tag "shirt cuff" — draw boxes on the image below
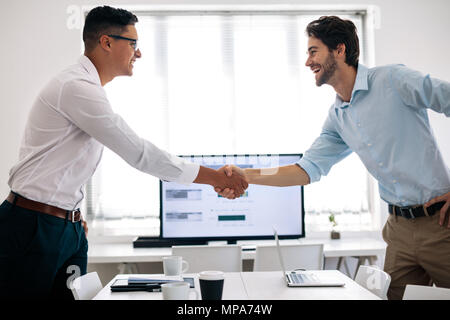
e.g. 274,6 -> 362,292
173,161 -> 200,185
296,158 -> 321,183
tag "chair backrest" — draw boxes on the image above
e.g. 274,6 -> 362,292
171,245 -> 242,273
354,265 -> 391,300
403,284 -> 450,300
70,272 -> 103,300
253,243 -> 324,272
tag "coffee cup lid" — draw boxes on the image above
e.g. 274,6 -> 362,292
198,271 -> 224,280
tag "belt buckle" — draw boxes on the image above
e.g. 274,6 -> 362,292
70,210 -> 80,223
399,206 -> 415,219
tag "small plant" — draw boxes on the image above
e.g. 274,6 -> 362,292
329,213 -> 340,239
328,213 -> 338,228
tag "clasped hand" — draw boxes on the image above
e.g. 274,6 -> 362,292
215,165 -> 247,199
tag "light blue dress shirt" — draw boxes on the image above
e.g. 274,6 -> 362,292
297,64 -> 450,207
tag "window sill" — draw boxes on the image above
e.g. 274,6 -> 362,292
87,227 -> 383,245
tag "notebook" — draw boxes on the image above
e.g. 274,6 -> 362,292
110,277 -> 194,292
274,228 -> 345,287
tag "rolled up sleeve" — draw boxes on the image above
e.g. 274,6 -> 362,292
297,115 -> 352,183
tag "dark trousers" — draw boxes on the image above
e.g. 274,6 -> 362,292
0,200 -> 88,299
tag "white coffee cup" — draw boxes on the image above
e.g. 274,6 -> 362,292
163,256 -> 189,276
161,281 -> 199,300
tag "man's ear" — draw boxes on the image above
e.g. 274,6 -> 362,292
336,43 -> 346,57
99,35 -> 112,51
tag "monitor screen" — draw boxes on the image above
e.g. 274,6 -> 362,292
160,154 -> 305,241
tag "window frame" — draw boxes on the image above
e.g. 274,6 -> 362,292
81,4 -> 381,241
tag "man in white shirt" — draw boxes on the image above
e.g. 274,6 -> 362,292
0,6 -> 247,299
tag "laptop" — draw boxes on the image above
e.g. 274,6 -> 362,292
274,228 -> 345,287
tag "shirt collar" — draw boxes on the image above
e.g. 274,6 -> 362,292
78,55 -> 102,86
334,63 -> 368,108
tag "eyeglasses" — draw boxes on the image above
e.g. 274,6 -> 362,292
107,34 -> 139,51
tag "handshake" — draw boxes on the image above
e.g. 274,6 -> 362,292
212,165 -> 248,200
195,162 -> 307,197
194,162 -> 307,195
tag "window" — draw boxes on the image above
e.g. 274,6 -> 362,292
85,8 -> 376,236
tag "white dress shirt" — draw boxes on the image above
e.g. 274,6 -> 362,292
8,55 -> 200,210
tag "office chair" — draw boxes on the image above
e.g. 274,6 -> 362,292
253,243 -> 324,271
354,265 -> 391,300
403,284 -> 450,300
171,244 -> 242,273
70,271 -> 103,300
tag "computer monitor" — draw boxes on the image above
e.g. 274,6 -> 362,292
160,154 -> 305,242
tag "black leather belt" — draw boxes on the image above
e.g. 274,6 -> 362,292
388,201 -> 445,219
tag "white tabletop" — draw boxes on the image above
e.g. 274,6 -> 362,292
93,270 -> 380,300
88,238 -> 386,263
319,238 -> 387,258
93,272 -> 247,300
88,244 -> 171,263
241,270 -> 380,300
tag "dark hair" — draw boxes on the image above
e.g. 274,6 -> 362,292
83,6 -> 138,52
306,16 -> 359,68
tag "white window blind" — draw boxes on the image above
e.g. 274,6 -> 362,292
86,10 -> 373,236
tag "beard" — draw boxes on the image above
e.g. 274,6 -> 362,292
316,52 -> 337,86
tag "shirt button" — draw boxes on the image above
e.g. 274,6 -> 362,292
392,180 -> 397,183
379,162 -> 383,166
367,143 -> 372,147
357,123 -> 361,127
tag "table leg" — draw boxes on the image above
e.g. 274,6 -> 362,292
118,263 -> 127,274
337,257 -> 343,270
343,258 -> 352,278
118,262 -> 139,274
368,256 -> 377,265
354,257 -> 365,279
337,257 -> 352,278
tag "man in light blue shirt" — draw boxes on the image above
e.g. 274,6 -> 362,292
299,63 -> 450,208
217,16 -> 450,300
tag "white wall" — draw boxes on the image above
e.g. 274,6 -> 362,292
1,0 -> 449,202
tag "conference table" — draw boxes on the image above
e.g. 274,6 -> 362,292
93,270 -> 380,300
